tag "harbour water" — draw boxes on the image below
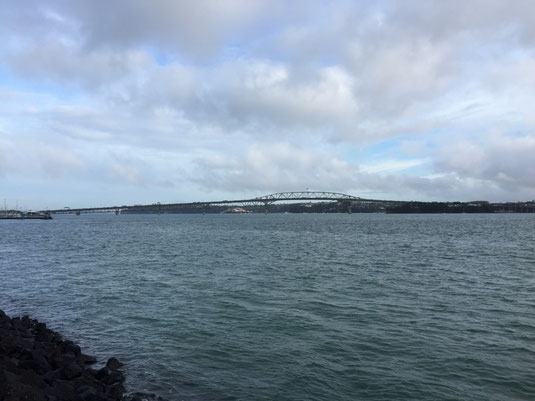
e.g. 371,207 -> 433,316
1,213 -> 534,400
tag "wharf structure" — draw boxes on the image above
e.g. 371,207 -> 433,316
1,210 -> 52,219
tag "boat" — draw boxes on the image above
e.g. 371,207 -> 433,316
20,211 -> 53,220
220,207 -> 251,214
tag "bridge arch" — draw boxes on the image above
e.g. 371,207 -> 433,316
251,191 -> 361,204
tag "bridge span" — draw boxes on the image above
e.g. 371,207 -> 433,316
43,191 -> 401,215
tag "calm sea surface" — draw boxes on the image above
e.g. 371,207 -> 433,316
1,213 -> 534,400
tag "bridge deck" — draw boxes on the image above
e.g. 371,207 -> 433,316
43,191 -> 401,214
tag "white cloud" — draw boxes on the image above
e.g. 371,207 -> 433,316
5,41 -> 150,89
360,159 -> 427,174
38,0 -> 280,58
194,143 -> 356,193
435,133 -> 535,191
213,61 -> 359,133
1,0 -> 535,206
0,139 -> 85,179
191,142 -> 532,202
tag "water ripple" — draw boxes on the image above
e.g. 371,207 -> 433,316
1,213 -> 534,400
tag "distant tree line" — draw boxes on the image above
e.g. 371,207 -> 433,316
385,201 -> 535,213
385,202 -> 495,213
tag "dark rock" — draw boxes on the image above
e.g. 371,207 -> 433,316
20,328 -> 33,338
103,369 -> 125,385
2,382 -> 47,401
11,316 -> 23,330
0,317 -> 10,328
0,309 -> 161,401
95,366 -> 125,385
0,355 -> 18,373
78,353 -> 97,365
19,368 -> 47,389
61,360 -> 84,380
80,367 -> 98,381
43,368 -> 61,384
6,336 -> 32,358
1,370 -> 47,401
31,348 -> 51,373
19,358 -> 38,370
1,369 -> 21,388
21,315 -> 31,328
51,333 -> 63,344
35,330 -> 53,343
106,356 -> 123,369
51,351 -> 77,369
35,322 -> 47,331
31,347 -> 48,362
0,333 -> 18,355
105,382 -> 126,401
63,340 -> 81,356
95,366 -> 110,380
53,380 -> 76,400
76,384 -> 98,401
20,347 -> 35,360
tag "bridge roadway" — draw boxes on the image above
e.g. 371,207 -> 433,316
43,191 -> 401,215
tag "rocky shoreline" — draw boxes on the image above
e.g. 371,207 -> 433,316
0,309 -> 166,401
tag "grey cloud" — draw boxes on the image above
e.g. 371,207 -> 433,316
267,1 -> 535,135
194,143 -> 357,193
191,143 -> 524,201
115,60 -> 360,141
0,0 -> 271,51
2,0 -> 535,203
0,139 -> 85,179
389,0 -> 535,45
5,41 -> 149,89
3,0 -> 534,138
43,0 -> 281,58
434,134 -> 535,192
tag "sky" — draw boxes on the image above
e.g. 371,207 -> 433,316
1,0 -> 534,209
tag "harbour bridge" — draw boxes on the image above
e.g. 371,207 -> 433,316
43,191 -> 401,215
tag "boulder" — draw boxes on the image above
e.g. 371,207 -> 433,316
61,361 -> 84,380
105,382 -> 126,401
76,384 -> 99,401
0,309 -> 169,401
106,356 -> 124,369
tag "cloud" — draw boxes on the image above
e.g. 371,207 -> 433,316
0,139 -> 85,178
1,0 -> 535,207
89,59 -> 361,142
191,139 -> 535,202
194,143 -> 356,193
5,41 -> 150,89
435,133 -> 535,192
210,61 -> 360,134
0,0 -> 281,58
360,159 -> 427,174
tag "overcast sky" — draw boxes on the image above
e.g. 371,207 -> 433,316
1,0 -> 534,209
